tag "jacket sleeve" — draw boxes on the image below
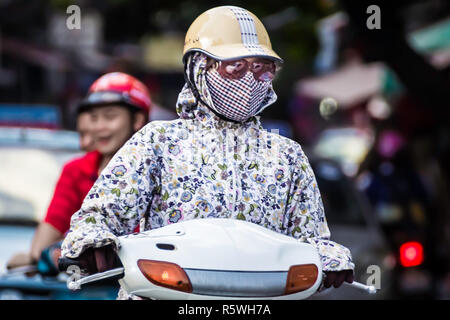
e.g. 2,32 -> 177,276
61,126 -> 158,258
284,145 -> 355,272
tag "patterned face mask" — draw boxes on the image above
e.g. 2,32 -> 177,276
206,68 -> 272,122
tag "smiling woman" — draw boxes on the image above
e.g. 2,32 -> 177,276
90,105 -> 138,170
77,72 -> 152,174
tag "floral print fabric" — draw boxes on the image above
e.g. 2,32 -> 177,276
61,53 -> 354,299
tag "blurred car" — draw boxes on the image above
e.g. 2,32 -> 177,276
0,126 -> 119,299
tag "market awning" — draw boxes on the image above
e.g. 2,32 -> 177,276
296,61 -> 385,108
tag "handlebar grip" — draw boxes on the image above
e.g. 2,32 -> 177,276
58,256 -> 83,272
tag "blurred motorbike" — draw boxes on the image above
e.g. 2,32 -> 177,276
0,241 -> 119,300
59,218 -> 376,299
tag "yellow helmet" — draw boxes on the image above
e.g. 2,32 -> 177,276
183,6 -> 283,63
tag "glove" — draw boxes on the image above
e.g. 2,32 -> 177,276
61,245 -> 119,275
324,270 -> 354,288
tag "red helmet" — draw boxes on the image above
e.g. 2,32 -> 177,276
80,72 -> 152,115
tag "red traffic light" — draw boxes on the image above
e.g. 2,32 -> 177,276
399,241 -> 424,267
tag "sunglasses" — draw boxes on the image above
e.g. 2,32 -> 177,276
208,58 -> 277,82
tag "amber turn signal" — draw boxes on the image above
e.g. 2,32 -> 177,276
285,264 -> 318,294
137,259 -> 192,293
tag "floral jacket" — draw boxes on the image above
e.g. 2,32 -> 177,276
61,55 -> 354,299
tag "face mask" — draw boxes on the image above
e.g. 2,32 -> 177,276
206,68 -> 271,122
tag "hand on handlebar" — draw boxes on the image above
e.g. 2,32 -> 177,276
323,269 -> 354,288
58,245 -> 119,275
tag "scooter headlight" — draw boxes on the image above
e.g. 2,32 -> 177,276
137,259 -> 193,293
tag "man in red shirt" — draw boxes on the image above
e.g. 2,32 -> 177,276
7,72 -> 152,269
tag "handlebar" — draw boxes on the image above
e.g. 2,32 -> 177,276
344,281 -> 377,294
67,267 -> 125,290
58,256 -> 83,272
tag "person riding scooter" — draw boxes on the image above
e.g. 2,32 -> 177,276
6,72 -> 152,272
59,6 -> 354,299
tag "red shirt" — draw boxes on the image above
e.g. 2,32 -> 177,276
44,151 -> 101,234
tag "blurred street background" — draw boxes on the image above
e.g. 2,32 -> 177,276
0,0 -> 449,299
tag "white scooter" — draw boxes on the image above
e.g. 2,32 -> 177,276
61,218 -> 376,299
